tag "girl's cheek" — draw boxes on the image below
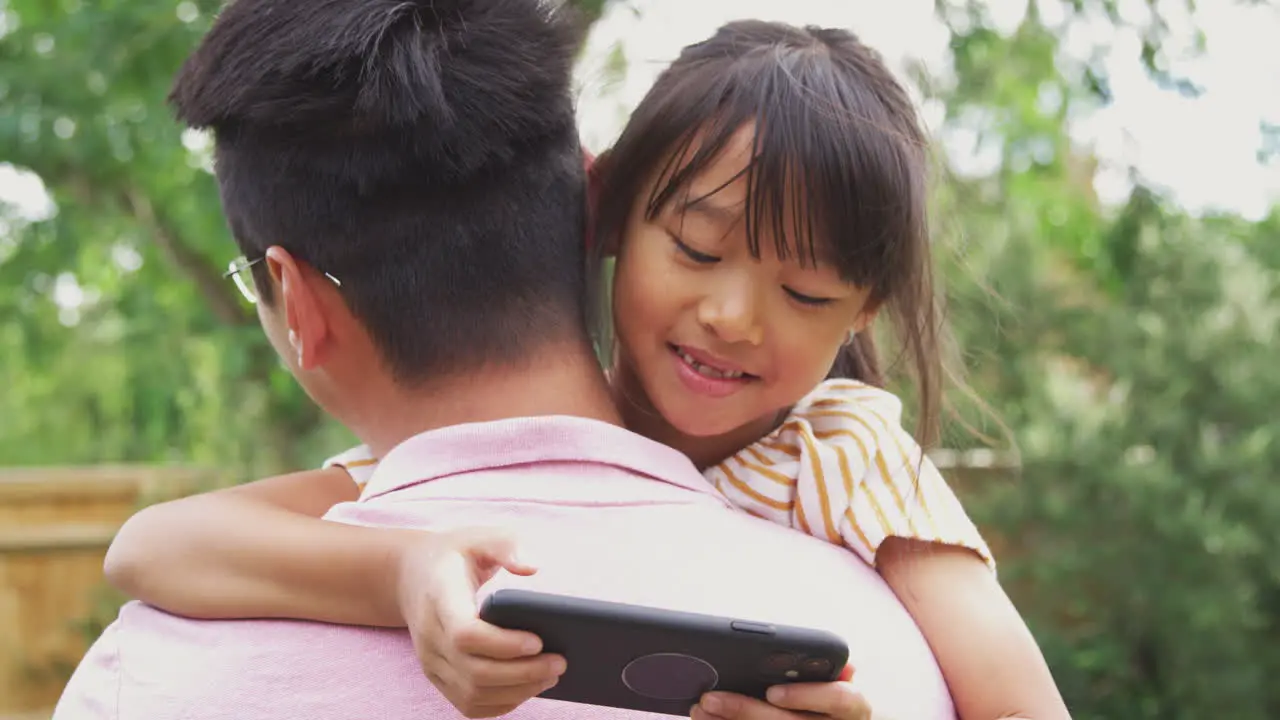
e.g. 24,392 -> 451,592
774,325 -> 839,390
612,269 -> 653,337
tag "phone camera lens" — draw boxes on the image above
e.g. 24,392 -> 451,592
800,658 -> 833,677
759,652 -> 799,676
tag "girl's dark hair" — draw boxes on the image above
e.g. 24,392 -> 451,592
593,20 -> 949,447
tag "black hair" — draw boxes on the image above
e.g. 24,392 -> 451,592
593,20 -> 950,446
171,0 -> 588,383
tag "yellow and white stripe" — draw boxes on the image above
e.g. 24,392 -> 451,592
322,445 -> 379,489
704,380 -> 995,571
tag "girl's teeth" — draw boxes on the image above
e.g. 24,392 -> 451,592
677,349 -> 744,380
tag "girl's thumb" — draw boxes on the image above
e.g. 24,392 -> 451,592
467,530 -> 538,577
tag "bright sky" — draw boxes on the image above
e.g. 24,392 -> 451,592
1,0 -> 1277,222
575,0 -> 1280,221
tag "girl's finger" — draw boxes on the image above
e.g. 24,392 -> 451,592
696,692 -> 791,720
452,651 -> 567,688
452,676 -> 560,709
689,705 -> 729,720
766,682 -> 871,720
448,617 -> 545,660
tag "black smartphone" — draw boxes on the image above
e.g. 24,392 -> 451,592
479,588 -> 849,716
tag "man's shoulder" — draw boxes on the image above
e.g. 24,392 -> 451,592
53,617 -> 122,719
62,601 -> 424,720
359,415 -> 723,505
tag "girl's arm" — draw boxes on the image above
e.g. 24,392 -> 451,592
877,538 -> 1071,720
104,467 -> 416,626
105,465 -> 567,714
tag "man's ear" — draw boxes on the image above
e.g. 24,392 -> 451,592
264,246 -> 332,370
586,149 -> 621,258
587,148 -> 609,202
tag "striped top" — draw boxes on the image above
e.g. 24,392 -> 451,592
323,379 -> 993,570
705,379 -> 994,570
322,446 -> 378,489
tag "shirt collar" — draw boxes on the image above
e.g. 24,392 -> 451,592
360,415 -> 733,507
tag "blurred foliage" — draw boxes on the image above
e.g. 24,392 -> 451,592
929,2 -> 1280,718
1,0 -> 1277,717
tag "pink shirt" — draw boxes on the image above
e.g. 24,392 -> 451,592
55,416 -> 954,719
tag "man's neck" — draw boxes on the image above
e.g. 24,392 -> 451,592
345,341 -> 620,458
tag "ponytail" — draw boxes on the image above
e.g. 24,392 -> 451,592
828,331 -> 884,387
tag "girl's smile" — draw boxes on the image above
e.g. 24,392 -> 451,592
668,342 -> 759,398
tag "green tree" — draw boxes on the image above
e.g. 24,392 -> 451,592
0,0 -> 331,474
928,2 -> 1280,716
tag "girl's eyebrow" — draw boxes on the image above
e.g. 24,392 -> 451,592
675,192 -> 841,271
677,195 -> 743,227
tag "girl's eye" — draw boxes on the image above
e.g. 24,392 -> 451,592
670,234 -> 720,264
784,287 -> 834,306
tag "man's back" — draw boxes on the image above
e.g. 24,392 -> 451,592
57,418 -> 953,719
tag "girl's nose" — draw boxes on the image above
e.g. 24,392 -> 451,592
696,274 -> 764,346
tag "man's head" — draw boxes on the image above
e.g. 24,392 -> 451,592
171,0 -> 587,405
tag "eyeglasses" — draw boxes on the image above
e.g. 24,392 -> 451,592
223,255 -> 342,305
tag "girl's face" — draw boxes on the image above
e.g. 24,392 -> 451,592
611,128 -> 877,442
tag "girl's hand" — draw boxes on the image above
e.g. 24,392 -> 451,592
691,667 -> 876,720
393,528 -> 567,718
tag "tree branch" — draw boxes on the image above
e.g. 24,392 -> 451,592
122,188 -> 252,326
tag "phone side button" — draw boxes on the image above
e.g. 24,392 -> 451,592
729,621 -> 776,635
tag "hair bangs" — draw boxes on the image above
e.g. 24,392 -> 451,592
638,46 -> 924,301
